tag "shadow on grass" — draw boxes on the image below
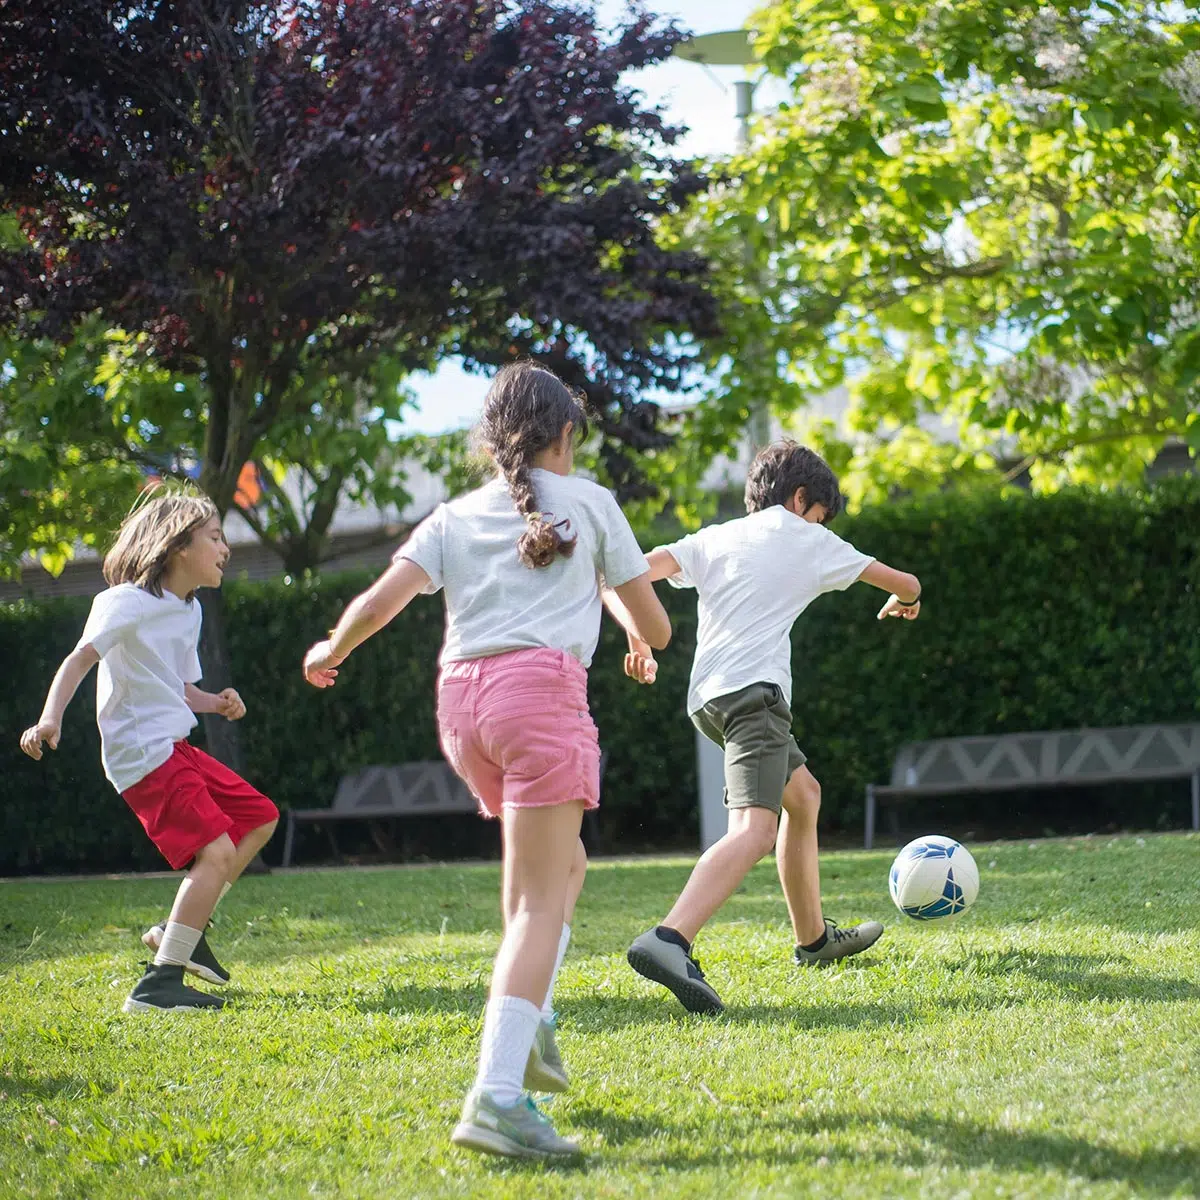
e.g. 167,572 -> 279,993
0,1073 -> 101,1104
567,1107 -> 1200,1193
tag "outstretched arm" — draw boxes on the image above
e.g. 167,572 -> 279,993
19,644 -> 100,759
185,683 -> 247,720
303,558 -> 432,687
858,560 -> 922,620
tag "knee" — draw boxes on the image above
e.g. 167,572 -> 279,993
196,835 -> 237,876
784,771 -> 821,824
731,812 -> 778,860
258,817 -> 279,842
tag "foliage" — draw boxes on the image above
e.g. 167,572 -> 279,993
3,838 -> 1200,1196
0,0 -> 718,565
672,0 -> 1200,506
2,478 -> 1197,874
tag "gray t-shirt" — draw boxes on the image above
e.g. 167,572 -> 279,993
664,507 -> 874,714
396,470 -> 649,667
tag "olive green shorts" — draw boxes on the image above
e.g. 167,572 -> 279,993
690,682 -> 807,815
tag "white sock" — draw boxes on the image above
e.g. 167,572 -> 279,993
153,921 -> 203,967
541,923 -> 571,1022
475,996 -> 541,1107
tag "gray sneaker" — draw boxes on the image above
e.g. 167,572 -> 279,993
793,918 -> 884,967
142,923 -> 231,985
450,1089 -> 581,1160
122,963 -> 226,1013
627,929 -> 724,1014
524,1016 -> 568,1093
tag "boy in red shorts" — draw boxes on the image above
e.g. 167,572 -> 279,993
20,486 -> 278,1013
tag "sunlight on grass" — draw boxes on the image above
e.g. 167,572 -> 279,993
2,834 -> 1199,1198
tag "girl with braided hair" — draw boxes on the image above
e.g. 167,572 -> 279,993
303,360 -> 670,1160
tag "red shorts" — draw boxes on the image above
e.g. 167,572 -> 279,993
121,741 -> 279,870
436,647 -> 601,819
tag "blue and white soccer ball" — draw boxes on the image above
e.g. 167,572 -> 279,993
889,835 -> 980,920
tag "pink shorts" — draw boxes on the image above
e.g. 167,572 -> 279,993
436,648 -> 601,818
121,741 -> 279,870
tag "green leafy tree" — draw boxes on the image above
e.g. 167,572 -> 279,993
674,0 -> 1200,505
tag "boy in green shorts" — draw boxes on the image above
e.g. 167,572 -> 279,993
624,441 -> 922,1013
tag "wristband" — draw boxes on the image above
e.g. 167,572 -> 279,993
896,592 -> 921,607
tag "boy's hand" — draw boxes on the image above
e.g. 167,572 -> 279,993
624,635 -> 658,685
877,594 -> 921,621
216,688 -> 246,720
20,719 -> 61,760
303,640 -> 343,688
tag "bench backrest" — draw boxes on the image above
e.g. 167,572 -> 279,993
331,761 -> 477,815
890,724 -> 1200,790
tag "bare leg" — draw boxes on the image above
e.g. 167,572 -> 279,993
492,801 -> 585,1005
227,819 -> 277,885
660,807 -> 778,944
776,766 -> 825,944
562,836 -> 587,926
168,834 -> 237,931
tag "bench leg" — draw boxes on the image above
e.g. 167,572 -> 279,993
1192,769 -> 1199,833
864,785 -> 876,850
281,811 -> 296,869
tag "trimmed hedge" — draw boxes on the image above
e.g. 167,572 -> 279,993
2,477 -> 1198,873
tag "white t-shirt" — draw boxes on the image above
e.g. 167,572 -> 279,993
663,507 -> 875,715
77,584 -> 203,792
396,470 -> 649,667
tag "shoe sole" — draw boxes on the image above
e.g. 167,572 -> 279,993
142,931 -> 231,986
626,947 -> 724,1014
796,926 -> 885,967
524,1058 -> 569,1093
450,1122 -> 580,1160
122,997 -> 224,1014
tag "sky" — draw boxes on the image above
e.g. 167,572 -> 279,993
398,0 -> 782,436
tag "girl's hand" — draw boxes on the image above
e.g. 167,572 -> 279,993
20,719 -> 61,760
624,634 -> 658,685
877,594 -> 921,621
303,640 -> 343,688
216,688 -> 246,720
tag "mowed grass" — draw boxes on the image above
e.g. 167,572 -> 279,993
2,835 -> 1199,1199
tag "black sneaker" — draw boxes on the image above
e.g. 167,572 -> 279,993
627,929 -> 724,1014
793,918 -> 884,967
142,923 -> 231,985
122,963 -> 226,1013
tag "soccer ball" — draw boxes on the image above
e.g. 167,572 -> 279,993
889,835 -> 979,920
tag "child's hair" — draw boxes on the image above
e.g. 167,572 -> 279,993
479,360 -> 590,568
103,482 -> 221,599
744,440 -> 844,521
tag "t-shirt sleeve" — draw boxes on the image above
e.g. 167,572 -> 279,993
185,602 -> 203,684
595,488 -> 650,589
659,531 -> 703,590
393,505 -> 447,594
819,527 -> 876,592
77,588 -> 142,658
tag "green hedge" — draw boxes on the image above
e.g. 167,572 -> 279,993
3,477 -> 1198,873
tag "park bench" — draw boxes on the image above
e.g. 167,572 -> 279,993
280,753 -> 609,867
863,722 -> 1200,849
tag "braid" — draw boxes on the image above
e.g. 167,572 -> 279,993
502,458 -> 577,569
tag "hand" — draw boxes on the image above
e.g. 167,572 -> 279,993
215,688 -> 246,720
624,636 -> 658,685
877,594 -> 921,621
20,719 -> 61,760
303,640 -> 343,688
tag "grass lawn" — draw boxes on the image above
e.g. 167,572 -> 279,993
2,833 -> 1199,1199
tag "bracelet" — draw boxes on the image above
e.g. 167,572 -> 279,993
896,592 -> 921,607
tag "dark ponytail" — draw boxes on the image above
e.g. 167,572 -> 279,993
479,361 -> 589,568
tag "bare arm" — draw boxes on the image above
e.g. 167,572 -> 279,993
858,560 -> 922,620
609,570 -> 671,650
19,644 -> 100,759
645,547 -> 682,583
185,682 -> 246,720
303,558 -> 431,687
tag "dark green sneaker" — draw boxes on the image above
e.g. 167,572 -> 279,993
793,918 -> 884,967
451,1089 -> 581,1160
142,923 -> 231,985
627,929 -> 724,1014
122,963 -> 226,1014
524,1016 -> 568,1093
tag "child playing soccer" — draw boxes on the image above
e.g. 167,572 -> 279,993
19,486 -> 279,1013
302,360 -> 670,1161
623,441 -> 921,1013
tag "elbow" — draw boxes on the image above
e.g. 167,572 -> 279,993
646,618 -> 672,652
